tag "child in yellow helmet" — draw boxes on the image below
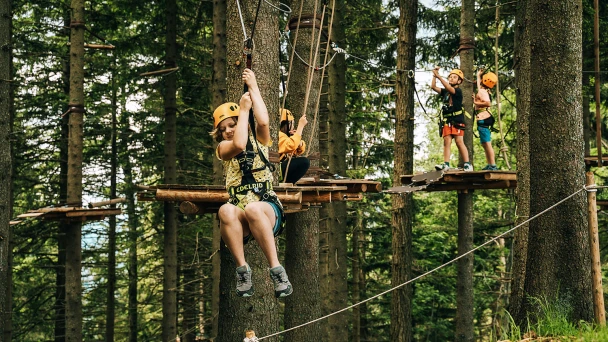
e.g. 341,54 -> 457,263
211,68 -> 292,299
473,68 -> 498,171
278,108 -> 310,183
431,67 -> 473,171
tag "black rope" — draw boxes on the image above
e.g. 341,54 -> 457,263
413,82 -> 429,117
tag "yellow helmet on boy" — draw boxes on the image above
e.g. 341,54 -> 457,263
213,102 -> 240,128
449,69 -> 464,80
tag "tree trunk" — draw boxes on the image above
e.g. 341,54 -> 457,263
105,67 -> 118,342
217,0 -> 281,340
391,0 -> 417,341
55,15 -> 71,341
211,0 -> 226,339
121,106 -> 139,342
509,0 -> 531,327
0,0 -> 12,337
283,1 -> 322,340
456,0 -> 475,340
523,0 -> 592,324
583,73 -> 590,156
325,0 -> 348,340
351,207 -> 362,342
163,0 -> 179,339
66,0 -> 86,338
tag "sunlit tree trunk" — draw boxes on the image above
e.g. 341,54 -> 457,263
456,0 -> 475,340
391,0 -> 417,340
283,0 -> 322,340
509,0 -> 530,327
522,0 -> 592,325
217,0 -> 281,340
326,0 -> 348,339
66,0 -> 85,338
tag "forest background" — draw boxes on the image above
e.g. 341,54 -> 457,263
0,0 -> 607,341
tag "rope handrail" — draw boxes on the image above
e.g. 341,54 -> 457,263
257,185 -> 589,340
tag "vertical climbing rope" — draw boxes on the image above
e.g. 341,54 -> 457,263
494,0 -> 511,169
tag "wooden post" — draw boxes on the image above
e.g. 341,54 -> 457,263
586,172 -> 605,325
594,0 -> 602,166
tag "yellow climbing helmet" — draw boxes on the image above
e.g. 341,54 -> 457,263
213,102 -> 240,128
482,72 -> 498,89
281,108 -> 295,122
449,69 -> 464,80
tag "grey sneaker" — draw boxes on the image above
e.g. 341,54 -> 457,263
236,264 -> 254,297
269,266 -> 293,298
463,163 -> 474,172
434,163 -> 451,171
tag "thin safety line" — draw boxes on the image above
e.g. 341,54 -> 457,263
235,0 -> 248,41
258,186 -> 587,340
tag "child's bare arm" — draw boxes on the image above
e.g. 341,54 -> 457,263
242,68 -> 271,145
430,67 -> 441,93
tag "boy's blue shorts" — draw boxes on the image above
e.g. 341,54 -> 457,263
477,122 -> 492,144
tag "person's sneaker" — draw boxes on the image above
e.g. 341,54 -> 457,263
482,164 -> 499,171
235,264 -> 254,297
463,163 -> 474,172
269,266 -> 293,298
434,163 -> 451,171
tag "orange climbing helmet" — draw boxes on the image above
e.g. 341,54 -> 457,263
481,72 -> 498,89
281,108 -> 294,122
213,102 -> 240,128
449,69 -> 464,80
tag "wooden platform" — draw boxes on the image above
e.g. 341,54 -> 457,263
585,155 -> 608,167
12,206 -> 122,225
386,170 -> 517,194
137,179 -> 382,214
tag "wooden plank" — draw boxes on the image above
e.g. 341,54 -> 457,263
157,189 -> 303,204
17,212 -> 44,218
65,209 -> 122,217
484,172 -> 517,181
10,220 -> 22,225
88,197 -> 126,208
424,180 -> 516,192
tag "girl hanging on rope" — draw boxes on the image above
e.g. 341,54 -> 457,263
473,68 -> 498,170
211,68 -> 292,298
279,108 -> 310,184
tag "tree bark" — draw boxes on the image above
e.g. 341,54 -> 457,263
217,0 -> 281,340
66,0 -> 85,338
583,73 -> 590,156
211,0 -> 226,339
456,0 -> 475,340
351,207 -> 362,342
283,1 -> 321,340
390,0 -> 417,341
120,91 -> 139,342
0,0 -> 12,337
509,0 -> 531,327
105,66 -> 118,342
55,14 -> 71,341
163,0 -> 179,339
523,0 -> 592,324
325,0 -> 349,340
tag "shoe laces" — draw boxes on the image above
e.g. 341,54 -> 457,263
270,270 -> 288,284
237,270 -> 251,286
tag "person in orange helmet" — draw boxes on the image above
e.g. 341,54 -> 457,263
431,67 -> 473,172
211,68 -> 292,299
473,68 -> 498,170
278,108 -> 310,184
